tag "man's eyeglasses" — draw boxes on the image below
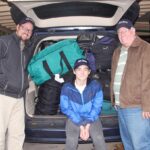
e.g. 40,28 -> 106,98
20,25 -> 33,33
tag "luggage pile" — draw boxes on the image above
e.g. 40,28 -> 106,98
28,35 -> 118,115
28,39 -> 85,85
77,32 -> 118,71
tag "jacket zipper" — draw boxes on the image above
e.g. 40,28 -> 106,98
119,50 -> 129,105
71,85 -> 86,107
19,51 -> 24,97
81,93 -> 85,106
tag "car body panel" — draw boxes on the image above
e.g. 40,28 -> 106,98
8,0 -> 135,28
25,115 -> 120,143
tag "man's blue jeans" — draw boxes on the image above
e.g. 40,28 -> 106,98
117,107 -> 150,150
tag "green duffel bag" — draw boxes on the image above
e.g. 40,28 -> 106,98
28,39 -> 85,85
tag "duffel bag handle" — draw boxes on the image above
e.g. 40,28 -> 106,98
59,51 -> 72,75
43,60 -> 55,79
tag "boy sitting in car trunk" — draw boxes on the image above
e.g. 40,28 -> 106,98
60,58 -> 106,150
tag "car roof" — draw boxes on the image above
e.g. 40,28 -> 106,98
8,0 -> 137,28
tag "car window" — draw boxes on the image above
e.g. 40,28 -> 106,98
33,2 -> 117,19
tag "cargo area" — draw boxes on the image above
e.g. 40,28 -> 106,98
25,34 -> 117,118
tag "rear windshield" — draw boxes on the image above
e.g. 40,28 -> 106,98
33,2 -> 117,19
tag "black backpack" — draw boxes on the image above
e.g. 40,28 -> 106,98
35,79 -> 62,115
77,32 -> 98,51
92,36 -> 118,70
98,69 -> 111,100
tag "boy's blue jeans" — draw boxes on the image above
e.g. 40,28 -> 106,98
117,107 -> 150,150
65,118 -> 106,150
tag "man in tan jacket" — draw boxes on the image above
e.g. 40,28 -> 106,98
111,19 -> 150,150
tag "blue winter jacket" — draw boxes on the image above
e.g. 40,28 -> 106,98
60,79 -> 103,126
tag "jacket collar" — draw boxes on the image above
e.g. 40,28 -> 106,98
12,32 -> 21,45
118,36 -> 142,50
130,36 -> 143,48
71,77 -> 91,87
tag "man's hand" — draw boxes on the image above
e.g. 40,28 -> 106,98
84,124 -> 90,140
80,126 -> 85,140
142,111 -> 150,119
85,123 -> 90,130
79,124 -> 90,141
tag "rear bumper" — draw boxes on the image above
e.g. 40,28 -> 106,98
25,127 -> 120,143
25,115 -> 121,143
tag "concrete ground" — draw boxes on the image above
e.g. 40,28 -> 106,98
24,142 -> 124,150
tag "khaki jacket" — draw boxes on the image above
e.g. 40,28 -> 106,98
110,36 -> 150,112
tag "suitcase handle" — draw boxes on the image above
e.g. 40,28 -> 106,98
43,51 -> 72,79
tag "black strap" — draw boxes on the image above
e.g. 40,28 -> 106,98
59,51 -> 72,75
43,60 -> 54,79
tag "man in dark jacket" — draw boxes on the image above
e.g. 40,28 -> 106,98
0,17 -> 34,150
60,58 -> 106,150
111,19 -> 150,150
